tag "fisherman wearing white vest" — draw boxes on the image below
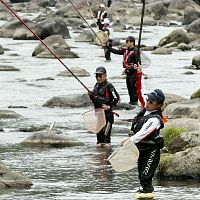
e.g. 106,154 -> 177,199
122,64 -> 166,194
97,4 -> 108,30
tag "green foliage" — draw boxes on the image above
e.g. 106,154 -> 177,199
161,126 -> 187,146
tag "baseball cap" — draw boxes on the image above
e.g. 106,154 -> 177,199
126,36 -> 135,43
99,4 -> 105,8
147,89 -> 165,103
94,66 -> 107,74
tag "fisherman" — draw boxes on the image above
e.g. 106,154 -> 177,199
89,66 -> 120,148
106,36 -> 138,105
107,0 -> 112,7
102,18 -> 113,61
123,64 -> 166,194
97,4 -> 107,30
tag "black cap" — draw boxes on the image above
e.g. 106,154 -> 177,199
126,36 -> 135,43
94,66 -> 107,74
147,89 -> 165,103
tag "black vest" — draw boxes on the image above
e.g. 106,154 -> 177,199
131,109 -> 164,142
93,81 -> 111,108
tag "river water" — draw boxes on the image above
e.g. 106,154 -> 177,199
0,11 -> 200,200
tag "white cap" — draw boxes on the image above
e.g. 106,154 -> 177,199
99,4 -> 105,8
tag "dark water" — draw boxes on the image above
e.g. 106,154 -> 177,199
0,12 -> 200,200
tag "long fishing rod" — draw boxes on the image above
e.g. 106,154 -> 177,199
137,0 -> 146,64
68,0 -> 104,45
85,0 -> 98,29
0,0 -> 91,93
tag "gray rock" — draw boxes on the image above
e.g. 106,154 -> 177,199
0,19 -> 32,38
0,160 -> 32,189
32,18 -> 70,40
158,29 -> 190,46
43,93 -> 91,108
190,105 -> 200,120
0,65 -> 20,71
190,88 -> 200,99
32,35 -> 78,58
158,147 -> 200,179
0,45 -> 4,55
75,30 -> 95,42
186,18 -> 200,34
177,43 -> 191,51
192,54 -> 200,67
57,67 -> 90,77
21,131 -> 84,147
146,1 -> 167,20
0,110 -> 22,119
152,47 -> 172,54
164,98 -> 200,118
183,6 -> 200,25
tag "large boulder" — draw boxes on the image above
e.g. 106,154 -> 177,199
32,18 -> 70,40
192,54 -> 200,68
163,98 -> 200,118
75,30 -> 95,42
191,88 -> 200,99
32,35 -> 78,58
0,160 -> 32,189
183,6 -> 200,25
0,19 -> 32,38
146,1 -> 167,20
42,93 -> 91,108
186,18 -> 200,34
168,0 -> 199,10
158,29 -> 190,46
158,147 -> 200,179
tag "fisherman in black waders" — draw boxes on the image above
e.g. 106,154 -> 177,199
106,36 -> 138,105
107,0 -> 112,7
89,66 -> 120,149
122,64 -> 166,194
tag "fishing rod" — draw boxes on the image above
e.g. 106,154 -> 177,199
137,0 -> 146,64
0,0 -> 91,93
85,0 -> 98,29
68,0 -> 104,45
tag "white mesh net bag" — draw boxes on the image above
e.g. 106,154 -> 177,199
82,108 -> 106,133
108,140 -> 139,172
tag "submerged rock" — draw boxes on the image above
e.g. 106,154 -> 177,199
0,110 -> 22,119
21,131 -> 84,147
0,160 -> 32,189
0,65 -> 20,71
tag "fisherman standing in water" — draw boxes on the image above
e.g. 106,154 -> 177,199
89,66 -> 120,148
102,18 -> 113,61
107,0 -> 112,7
96,4 -> 108,30
122,64 -> 166,194
105,36 -> 138,105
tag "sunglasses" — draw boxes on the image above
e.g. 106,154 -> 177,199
95,74 -> 103,78
126,40 -> 133,43
147,99 -> 154,104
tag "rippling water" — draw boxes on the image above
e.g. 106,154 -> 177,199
0,11 -> 200,200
